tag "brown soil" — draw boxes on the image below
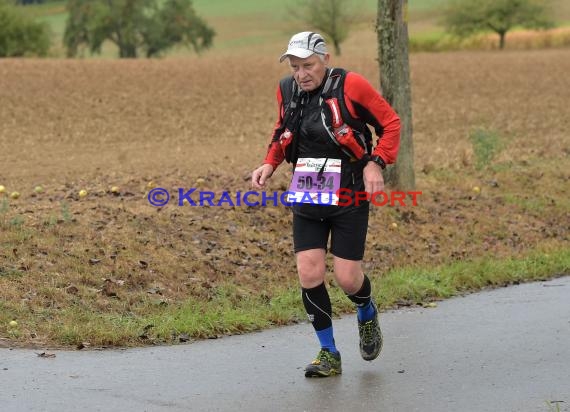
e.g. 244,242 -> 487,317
0,49 -> 568,346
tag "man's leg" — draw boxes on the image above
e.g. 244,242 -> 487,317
330,203 -> 383,361
296,248 -> 342,377
293,211 -> 342,377
333,257 -> 383,361
297,248 -> 334,353
333,258 -> 376,322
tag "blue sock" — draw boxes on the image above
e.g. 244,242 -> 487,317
357,301 -> 376,322
316,326 -> 338,353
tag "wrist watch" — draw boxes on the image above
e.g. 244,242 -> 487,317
368,154 -> 386,169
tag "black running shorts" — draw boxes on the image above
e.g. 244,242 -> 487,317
292,202 -> 370,261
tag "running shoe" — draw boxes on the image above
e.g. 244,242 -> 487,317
358,301 -> 383,361
304,349 -> 342,377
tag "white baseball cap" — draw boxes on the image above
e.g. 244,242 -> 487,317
279,31 -> 328,63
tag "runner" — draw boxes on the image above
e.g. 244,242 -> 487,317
251,31 -> 401,377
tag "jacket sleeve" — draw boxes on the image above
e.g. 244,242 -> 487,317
343,72 -> 401,165
262,85 -> 286,170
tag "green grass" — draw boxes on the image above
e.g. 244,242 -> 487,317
502,194 -> 553,213
0,268 -> 25,278
0,197 -> 8,215
20,0 -> 570,29
18,0 -> 570,57
3,246 -> 567,347
469,128 -> 503,171
193,0 -> 430,18
37,10 -> 66,36
162,247 -> 569,341
408,0 -> 450,13
191,0 -> 452,18
546,400 -> 562,412
193,0 -> 289,16
410,29 -> 447,41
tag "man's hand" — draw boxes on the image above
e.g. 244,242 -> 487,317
363,161 -> 384,196
251,164 -> 274,189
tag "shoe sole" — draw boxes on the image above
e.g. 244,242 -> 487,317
305,368 -> 342,378
361,349 -> 382,361
360,328 -> 383,361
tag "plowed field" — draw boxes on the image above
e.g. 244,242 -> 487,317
1,49 -> 569,347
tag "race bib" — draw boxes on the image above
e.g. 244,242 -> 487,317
287,158 -> 341,205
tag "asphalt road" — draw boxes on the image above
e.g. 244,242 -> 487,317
1,276 -> 569,412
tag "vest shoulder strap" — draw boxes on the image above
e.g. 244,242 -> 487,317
322,67 -> 345,96
279,76 -> 299,112
324,68 -> 369,135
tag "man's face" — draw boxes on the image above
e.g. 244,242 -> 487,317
288,53 -> 329,92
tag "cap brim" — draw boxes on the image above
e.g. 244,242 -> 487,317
279,48 -> 315,63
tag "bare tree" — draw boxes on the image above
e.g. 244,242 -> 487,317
376,0 -> 415,190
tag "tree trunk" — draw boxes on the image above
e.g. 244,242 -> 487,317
333,39 -> 341,55
499,31 -> 506,49
376,0 -> 415,190
119,43 -> 137,58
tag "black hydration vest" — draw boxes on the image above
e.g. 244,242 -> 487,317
273,68 -> 373,165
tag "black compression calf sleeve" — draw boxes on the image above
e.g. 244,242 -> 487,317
301,282 -> 333,331
346,274 -> 372,307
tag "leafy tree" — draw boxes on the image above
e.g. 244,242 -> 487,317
0,0 -> 51,57
288,0 -> 362,55
443,0 -> 554,49
64,0 -> 215,58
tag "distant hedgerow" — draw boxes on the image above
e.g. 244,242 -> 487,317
0,1 -> 51,57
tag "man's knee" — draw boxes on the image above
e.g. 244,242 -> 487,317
333,257 -> 363,294
296,249 -> 326,288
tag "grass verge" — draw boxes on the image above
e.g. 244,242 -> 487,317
2,246 -> 568,348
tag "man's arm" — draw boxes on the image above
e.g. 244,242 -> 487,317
343,72 -> 401,166
252,85 -> 285,189
344,72 -> 401,195
263,86 -> 286,170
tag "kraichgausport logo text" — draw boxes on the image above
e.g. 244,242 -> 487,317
147,188 -> 422,207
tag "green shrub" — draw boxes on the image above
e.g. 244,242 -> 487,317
469,128 -> 503,170
0,1 -> 51,57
